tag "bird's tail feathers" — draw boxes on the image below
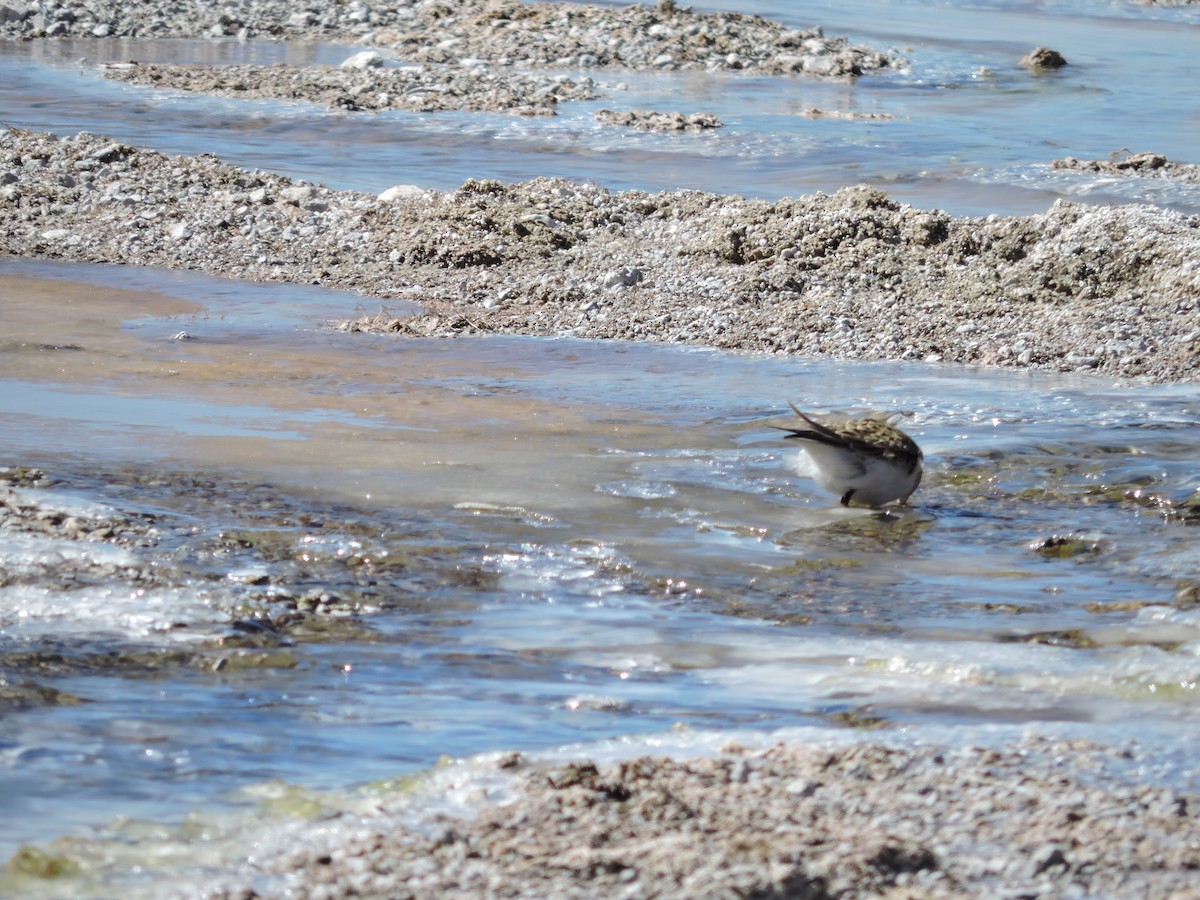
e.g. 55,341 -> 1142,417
768,404 -> 847,447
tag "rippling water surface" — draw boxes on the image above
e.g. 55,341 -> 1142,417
2,0 -> 1199,214
2,0 -> 1200,892
4,257 -> 1200,882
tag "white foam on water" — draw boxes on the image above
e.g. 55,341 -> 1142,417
0,580 -> 229,641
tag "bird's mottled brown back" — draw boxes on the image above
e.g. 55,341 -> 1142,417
827,417 -> 922,463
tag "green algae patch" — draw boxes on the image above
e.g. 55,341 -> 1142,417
211,649 -> 300,672
1002,629 -> 1100,649
825,706 -> 893,730
4,845 -> 80,879
362,771 -> 432,798
774,556 -> 865,575
0,466 -> 47,487
261,789 -> 325,820
0,646 -> 198,678
959,601 -> 1034,615
1028,534 -> 1106,559
773,612 -> 816,626
1174,583 -> 1200,608
1085,599 -> 1162,614
0,680 -> 86,712
221,782 -> 337,822
1118,678 -> 1200,703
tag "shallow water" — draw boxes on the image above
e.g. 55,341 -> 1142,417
2,0 -> 1199,215
3,255 -> 1200,881
2,0 -> 1200,891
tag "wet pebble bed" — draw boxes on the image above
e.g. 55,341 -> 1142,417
258,737 -> 1200,900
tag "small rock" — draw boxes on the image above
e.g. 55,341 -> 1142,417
603,267 -> 645,289
1066,352 -> 1099,368
1031,844 -> 1068,874
341,51 -> 384,70
280,184 -> 314,204
378,184 -> 424,202
0,3 -> 31,25
1029,533 -> 1103,558
1022,47 -> 1069,70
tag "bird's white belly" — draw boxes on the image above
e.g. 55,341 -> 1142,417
794,445 -> 916,507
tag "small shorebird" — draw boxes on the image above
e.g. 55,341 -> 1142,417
772,404 -> 923,508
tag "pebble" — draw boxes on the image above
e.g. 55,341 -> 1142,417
602,267 -> 645,289
1021,46 -> 1070,70
340,51 -> 384,71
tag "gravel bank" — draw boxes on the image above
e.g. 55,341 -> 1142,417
3,128 -> 1199,382
209,736 -> 1200,899
100,59 -> 602,115
366,0 -> 901,77
594,107 -> 723,132
0,0 -> 902,78
1054,151 -> 1200,185
64,0 -> 907,118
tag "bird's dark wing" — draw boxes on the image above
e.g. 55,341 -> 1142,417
772,403 -> 922,464
768,403 -> 884,456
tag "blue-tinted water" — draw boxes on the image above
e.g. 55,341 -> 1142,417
4,256 -> 1200,878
